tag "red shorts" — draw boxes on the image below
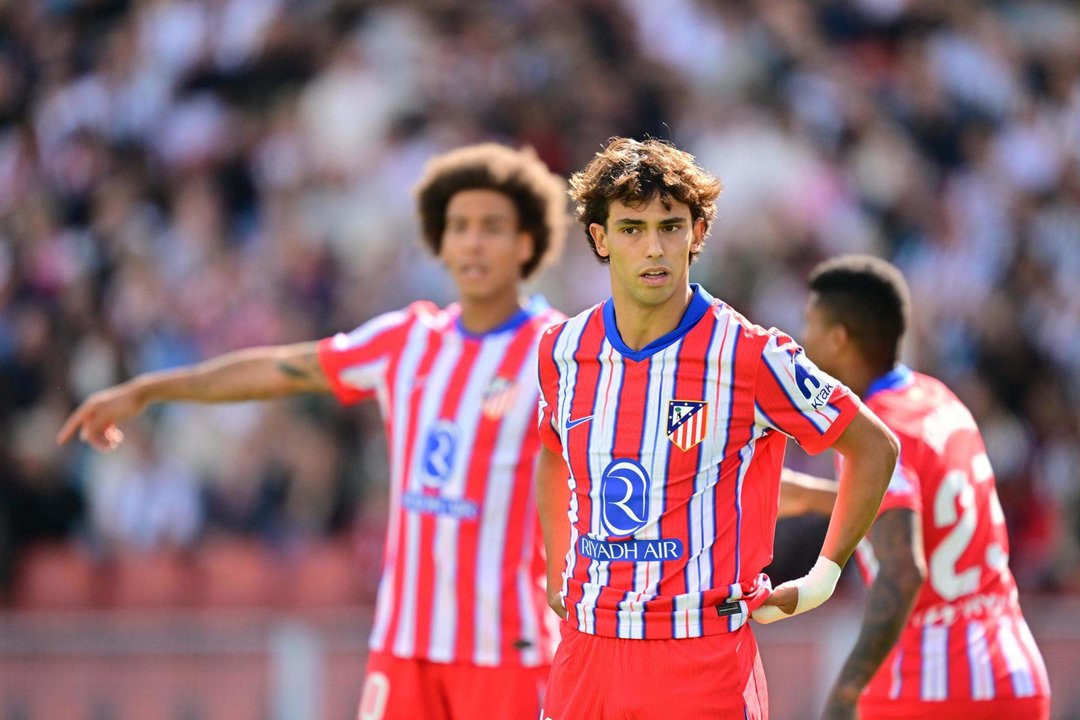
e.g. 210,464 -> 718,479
858,695 -> 1050,720
356,651 -> 548,720
541,623 -> 768,720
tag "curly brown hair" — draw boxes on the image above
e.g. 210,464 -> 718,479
568,137 -> 723,264
414,143 -> 567,279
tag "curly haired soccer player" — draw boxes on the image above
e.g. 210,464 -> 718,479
534,138 -> 899,719
780,255 -> 1050,720
58,143 -> 568,720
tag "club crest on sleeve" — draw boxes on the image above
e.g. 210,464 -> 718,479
482,376 -> 518,419
667,400 -> 708,451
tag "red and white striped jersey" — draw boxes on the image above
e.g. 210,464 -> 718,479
537,285 -> 859,640
853,366 -> 1050,704
318,297 -> 564,668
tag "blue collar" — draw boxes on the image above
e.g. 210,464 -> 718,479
602,284 -> 713,362
455,295 -> 548,339
865,364 -> 914,401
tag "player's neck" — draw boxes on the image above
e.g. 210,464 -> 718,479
611,283 -> 693,351
457,287 -> 527,335
843,361 -> 881,398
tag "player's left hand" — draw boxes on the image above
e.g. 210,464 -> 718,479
752,555 -> 841,624
756,583 -> 798,617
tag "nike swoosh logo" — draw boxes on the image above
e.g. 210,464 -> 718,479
565,415 -> 594,430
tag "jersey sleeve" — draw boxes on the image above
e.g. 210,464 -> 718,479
753,329 -> 860,455
316,307 -> 415,406
536,324 -> 565,454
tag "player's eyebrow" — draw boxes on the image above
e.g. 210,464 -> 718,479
612,216 -> 687,227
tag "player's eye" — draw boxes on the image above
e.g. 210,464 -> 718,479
661,224 -> 682,232
621,226 -> 640,235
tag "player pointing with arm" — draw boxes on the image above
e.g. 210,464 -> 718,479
59,143 -> 569,720
534,138 -> 898,720
781,255 -> 1050,720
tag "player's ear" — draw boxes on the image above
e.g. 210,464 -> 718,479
589,223 -> 610,259
829,322 -> 850,354
690,218 -> 706,254
517,230 -> 533,265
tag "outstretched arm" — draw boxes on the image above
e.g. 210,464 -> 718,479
755,405 -> 898,621
823,508 -> 926,720
57,342 -> 329,450
535,445 -> 572,619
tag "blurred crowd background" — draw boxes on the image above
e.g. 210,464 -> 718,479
2,0 -> 1079,611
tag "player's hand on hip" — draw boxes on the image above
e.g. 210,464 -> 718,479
56,384 -> 147,451
752,556 -> 841,624
547,585 -> 566,619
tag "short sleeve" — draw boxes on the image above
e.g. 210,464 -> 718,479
754,330 -> 860,455
536,324 -> 565,454
317,308 -> 413,406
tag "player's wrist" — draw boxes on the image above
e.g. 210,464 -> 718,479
794,555 -> 842,613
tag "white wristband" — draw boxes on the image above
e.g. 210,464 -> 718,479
752,556 -> 842,624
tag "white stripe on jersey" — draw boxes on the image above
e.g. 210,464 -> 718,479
998,616 -> 1036,697
552,313 -> 590,625
370,317 -> 431,653
474,338 -> 537,665
1016,616 -> 1050,696
581,340 -> 622,636
966,621 -> 996,700
428,333 -> 513,663
889,650 -> 904,699
393,332 -> 465,658
855,537 -> 880,582
920,625 -> 949,701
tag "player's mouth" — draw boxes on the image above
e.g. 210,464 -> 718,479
639,267 -> 669,286
458,263 -> 488,281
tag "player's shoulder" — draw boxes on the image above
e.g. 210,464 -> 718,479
705,298 -> 783,347
870,371 -> 977,449
540,302 -> 601,340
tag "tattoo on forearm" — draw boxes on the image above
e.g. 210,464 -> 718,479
277,361 -> 310,380
833,509 -> 923,693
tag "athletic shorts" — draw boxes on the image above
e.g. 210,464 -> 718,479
541,622 -> 768,720
858,695 -> 1050,720
356,651 -> 548,720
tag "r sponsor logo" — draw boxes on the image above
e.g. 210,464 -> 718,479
420,420 -> 458,487
599,459 -> 650,537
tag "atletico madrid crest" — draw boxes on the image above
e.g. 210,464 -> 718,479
667,400 -> 708,451
482,376 -> 518,419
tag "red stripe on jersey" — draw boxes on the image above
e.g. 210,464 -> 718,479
537,324 -> 565,454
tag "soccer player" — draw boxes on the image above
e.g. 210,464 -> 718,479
780,255 -> 1050,720
533,138 -> 899,719
57,143 -> 568,720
